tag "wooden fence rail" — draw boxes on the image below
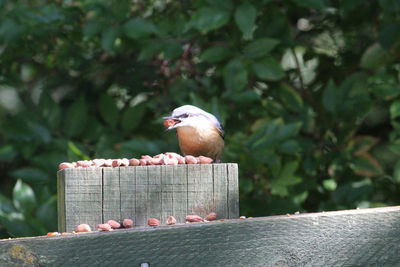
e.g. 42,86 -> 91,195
1,206 -> 400,266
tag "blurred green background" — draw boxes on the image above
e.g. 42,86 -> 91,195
1,0 -> 400,238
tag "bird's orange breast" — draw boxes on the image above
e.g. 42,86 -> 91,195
176,126 -> 224,161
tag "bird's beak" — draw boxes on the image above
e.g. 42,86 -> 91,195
163,116 -> 182,130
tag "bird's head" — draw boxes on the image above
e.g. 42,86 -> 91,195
164,105 -> 224,135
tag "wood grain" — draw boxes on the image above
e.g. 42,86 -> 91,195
2,207 -> 400,266
58,168 -> 102,232
57,164 -> 239,231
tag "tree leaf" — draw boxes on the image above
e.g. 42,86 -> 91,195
98,94 -> 119,127
322,79 -> 336,113
123,18 -> 157,39
10,168 -> 49,183
64,97 -> 88,138
252,57 -> 285,81
200,46 -> 233,63
0,144 -> 17,162
351,154 -> 383,177
121,103 -> 146,132
234,3 -> 257,39
277,83 -> 303,112
101,27 -> 119,52
243,38 -> 280,59
360,43 -> 390,69
390,100 -> 400,119
223,58 -> 248,91
190,7 -> 230,33
12,180 -> 36,215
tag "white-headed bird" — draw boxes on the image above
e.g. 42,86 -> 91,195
164,105 -> 224,162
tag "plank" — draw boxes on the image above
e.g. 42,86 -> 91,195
57,168 -> 102,232
135,166 -> 148,226
2,207 -> 400,266
227,163 -> 239,219
160,165 -> 173,224
147,166 -> 162,221
172,165 -> 187,223
213,164 -> 228,219
119,167 -> 136,225
103,167 -> 121,223
187,164 -> 214,217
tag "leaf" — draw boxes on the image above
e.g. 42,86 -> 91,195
390,100 -> 400,119
101,27 -> 119,52
64,97 -> 88,137
270,161 -> 301,197
39,92 -> 61,130
234,3 -> 257,39
323,179 -> 337,191
243,38 -> 280,59
12,180 -> 36,215
393,160 -> 400,183
360,43 -> 390,69
291,0 -> 330,9
120,139 -> 160,156
277,83 -> 303,112
278,140 -> 301,154
223,58 -> 248,91
378,23 -> 400,50
0,144 -> 17,162
37,195 -> 57,231
351,136 -> 378,156
368,74 -> 400,100
83,21 -> 103,38
252,57 -> 285,81
190,7 -> 230,33
10,168 -> 49,183
98,94 -> 119,127
0,194 -> 16,214
121,103 -> 146,132
351,154 -> 383,177
322,79 -> 336,113
200,46 -> 233,63
68,141 -> 90,160
123,18 -> 157,39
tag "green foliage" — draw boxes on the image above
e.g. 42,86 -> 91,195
1,0 -> 400,238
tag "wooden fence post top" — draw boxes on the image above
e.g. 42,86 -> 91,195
1,206 -> 400,266
57,163 -> 239,232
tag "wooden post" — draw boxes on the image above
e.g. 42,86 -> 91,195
57,163 -> 239,232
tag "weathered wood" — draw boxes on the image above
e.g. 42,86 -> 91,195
58,168 -> 102,233
119,167 -> 135,225
2,207 -> 400,266
58,164 -> 239,232
103,168 -> 121,222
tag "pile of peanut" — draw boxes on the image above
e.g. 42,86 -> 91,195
59,153 -> 214,170
46,212 -> 218,236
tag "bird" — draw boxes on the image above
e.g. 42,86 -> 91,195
163,105 -> 224,162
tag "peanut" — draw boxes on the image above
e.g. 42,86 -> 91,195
77,160 -> 92,167
103,159 -> 113,167
197,156 -> 213,164
129,158 -> 140,166
59,162 -> 75,170
47,232 -> 60,237
75,223 -> 92,233
92,159 -> 105,167
97,223 -> 112,231
163,119 -> 175,127
151,157 -> 162,165
184,155 -> 198,164
120,158 -> 130,166
107,220 -> 121,229
122,219 -> 134,228
148,218 -> 160,226
139,159 -> 147,166
166,216 -> 177,225
205,212 -> 217,221
112,159 -> 122,167
185,215 -> 203,222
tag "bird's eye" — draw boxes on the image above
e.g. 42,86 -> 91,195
182,113 -> 189,118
